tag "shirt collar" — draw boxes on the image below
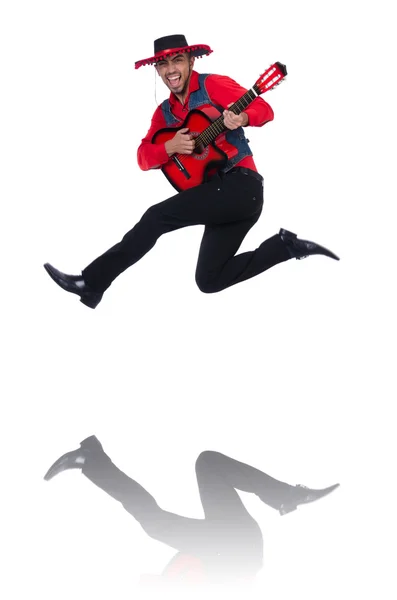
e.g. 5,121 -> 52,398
168,70 -> 200,109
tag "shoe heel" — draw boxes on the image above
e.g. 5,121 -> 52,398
279,228 -> 297,238
80,296 -> 101,309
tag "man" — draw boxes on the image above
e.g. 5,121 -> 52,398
44,34 -> 339,309
44,435 -> 339,587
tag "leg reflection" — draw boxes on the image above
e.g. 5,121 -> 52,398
44,436 -> 339,586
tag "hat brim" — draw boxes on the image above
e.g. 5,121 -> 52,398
135,44 -> 213,69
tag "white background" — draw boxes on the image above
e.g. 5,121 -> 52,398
1,1 -> 396,599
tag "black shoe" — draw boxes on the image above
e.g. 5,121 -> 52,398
279,483 -> 340,516
44,435 -> 103,481
279,229 -> 340,261
43,263 -> 103,309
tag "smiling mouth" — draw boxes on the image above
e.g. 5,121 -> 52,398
167,75 -> 181,87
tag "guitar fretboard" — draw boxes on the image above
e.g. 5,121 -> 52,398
194,84 -> 260,149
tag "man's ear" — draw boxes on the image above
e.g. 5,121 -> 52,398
190,56 -> 195,69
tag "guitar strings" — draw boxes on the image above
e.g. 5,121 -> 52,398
175,85 -> 259,164
196,88 -> 258,148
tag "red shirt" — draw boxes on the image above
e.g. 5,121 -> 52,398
137,70 -> 274,172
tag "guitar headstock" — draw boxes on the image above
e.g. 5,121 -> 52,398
254,62 -> 287,95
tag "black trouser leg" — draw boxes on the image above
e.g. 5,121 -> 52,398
195,220 -> 290,293
82,171 -> 289,293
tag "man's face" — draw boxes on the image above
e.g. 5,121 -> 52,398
155,53 -> 194,95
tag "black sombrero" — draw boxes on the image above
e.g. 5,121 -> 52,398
135,34 -> 213,69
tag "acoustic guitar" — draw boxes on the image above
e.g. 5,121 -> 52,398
152,62 -> 287,192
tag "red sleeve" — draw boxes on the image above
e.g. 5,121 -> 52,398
204,74 -> 274,127
137,105 -> 169,171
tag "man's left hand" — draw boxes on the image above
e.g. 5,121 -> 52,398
223,104 -> 248,130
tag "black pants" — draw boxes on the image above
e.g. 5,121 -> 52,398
82,448 -> 297,581
82,169 -> 290,294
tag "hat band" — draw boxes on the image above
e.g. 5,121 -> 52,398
135,44 -> 212,69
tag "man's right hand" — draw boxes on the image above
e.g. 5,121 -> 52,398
165,128 -> 195,156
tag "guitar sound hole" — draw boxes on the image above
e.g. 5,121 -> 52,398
194,141 -> 205,155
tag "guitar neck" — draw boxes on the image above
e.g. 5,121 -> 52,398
195,84 -> 260,149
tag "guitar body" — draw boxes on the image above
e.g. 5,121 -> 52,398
152,110 -> 236,192
152,62 -> 287,192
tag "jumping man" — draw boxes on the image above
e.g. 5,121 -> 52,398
44,34 -> 339,309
